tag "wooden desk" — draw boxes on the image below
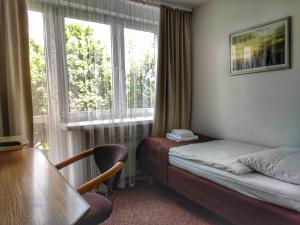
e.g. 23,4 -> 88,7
0,148 -> 90,225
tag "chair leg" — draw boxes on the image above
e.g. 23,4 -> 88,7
148,175 -> 155,186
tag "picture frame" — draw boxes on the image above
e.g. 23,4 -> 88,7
230,17 -> 291,76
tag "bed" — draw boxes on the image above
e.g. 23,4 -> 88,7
137,135 -> 300,225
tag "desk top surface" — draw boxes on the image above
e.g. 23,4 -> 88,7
0,148 -> 89,225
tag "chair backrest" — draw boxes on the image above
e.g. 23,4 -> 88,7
93,144 -> 128,191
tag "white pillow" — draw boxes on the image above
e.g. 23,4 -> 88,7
238,147 -> 300,185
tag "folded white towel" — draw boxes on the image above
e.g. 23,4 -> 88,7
171,129 -> 194,138
166,132 -> 199,142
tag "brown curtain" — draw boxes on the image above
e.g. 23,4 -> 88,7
151,6 -> 192,136
0,0 -> 33,144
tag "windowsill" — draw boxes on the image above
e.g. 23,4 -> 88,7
61,116 -> 153,131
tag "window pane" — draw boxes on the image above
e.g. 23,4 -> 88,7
28,10 -> 49,156
125,28 -> 156,109
65,18 -> 112,112
28,11 -> 48,116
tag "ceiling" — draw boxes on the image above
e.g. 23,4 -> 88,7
164,0 -> 208,9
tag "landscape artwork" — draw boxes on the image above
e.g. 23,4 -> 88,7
230,17 -> 290,75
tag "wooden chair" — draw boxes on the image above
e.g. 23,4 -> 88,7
55,144 -> 128,225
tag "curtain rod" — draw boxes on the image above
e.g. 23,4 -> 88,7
130,0 -> 192,12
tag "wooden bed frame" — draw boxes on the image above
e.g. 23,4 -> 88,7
137,135 -> 300,225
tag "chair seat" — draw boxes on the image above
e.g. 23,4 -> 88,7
76,192 -> 112,225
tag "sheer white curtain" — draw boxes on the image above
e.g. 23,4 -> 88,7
27,0 -> 159,188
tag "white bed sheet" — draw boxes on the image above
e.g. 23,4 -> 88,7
169,155 -> 300,212
168,140 -> 270,174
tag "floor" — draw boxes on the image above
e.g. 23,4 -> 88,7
102,180 -> 232,225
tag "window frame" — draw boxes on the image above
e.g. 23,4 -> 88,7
63,16 -> 114,114
28,3 -> 159,124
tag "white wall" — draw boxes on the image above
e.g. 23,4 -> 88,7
191,0 -> 300,147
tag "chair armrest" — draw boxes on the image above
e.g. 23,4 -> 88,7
76,161 -> 125,195
55,148 -> 95,170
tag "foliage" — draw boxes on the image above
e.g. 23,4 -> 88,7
29,22 -> 156,154
126,39 -> 156,109
29,38 -> 49,155
65,23 -> 112,111
29,39 -> 48,116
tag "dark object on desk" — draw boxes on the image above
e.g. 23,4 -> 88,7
0,141 -> 21,147
56,144 -> 128,225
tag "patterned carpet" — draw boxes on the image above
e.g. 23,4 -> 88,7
102,181 -> 232,225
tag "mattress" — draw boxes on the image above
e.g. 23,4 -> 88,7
169,155 -> 300,212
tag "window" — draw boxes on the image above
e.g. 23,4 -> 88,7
125,28 -> 157,110
63,17 -> 157,120
28,6 -> 158,128
28,10 -> 49,156
65,18 -> 113,112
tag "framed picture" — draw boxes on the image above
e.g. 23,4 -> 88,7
230,17 -> 291,76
